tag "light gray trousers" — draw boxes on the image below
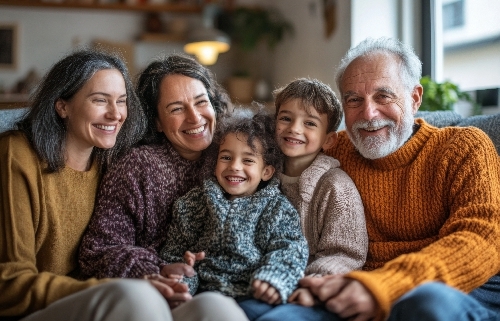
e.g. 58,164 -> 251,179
21,279 -> 249,321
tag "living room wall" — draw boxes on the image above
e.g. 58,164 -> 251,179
0,0 -> 421,100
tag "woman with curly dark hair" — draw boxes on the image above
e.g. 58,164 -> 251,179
79,54 -> 249,320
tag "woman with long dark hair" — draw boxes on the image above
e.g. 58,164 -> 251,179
0,49 -> 180,321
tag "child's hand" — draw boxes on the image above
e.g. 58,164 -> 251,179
160,263 -> 196,279
252,280 -> 282,305
183,250 -> 205,266
288,288 -> 316,306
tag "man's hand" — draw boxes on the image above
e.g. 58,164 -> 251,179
288,288 -> 316,306
252,280 -> 282,305
300,275 -> 379,321
144,274 -> 192,309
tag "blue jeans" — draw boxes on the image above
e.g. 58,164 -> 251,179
237,298 -> 339,321
389,274 -> 500,321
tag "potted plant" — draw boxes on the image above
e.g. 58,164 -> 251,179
217,6 -> 294,103
420,76 -> 480,115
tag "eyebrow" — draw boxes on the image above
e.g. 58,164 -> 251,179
375,87 -> 397,96
166,93 -> 207,108
343,87 -> 397,99
89,92 -> 127,98
278,109 -> 323,122
218,149 -> 257,157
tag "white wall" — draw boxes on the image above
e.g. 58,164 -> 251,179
443,0 -> 500,46
0,1 -> 420,98
0,7 -> 191,91
444,42 -> 500,91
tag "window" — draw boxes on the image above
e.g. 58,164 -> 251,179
442,0 -> 464,30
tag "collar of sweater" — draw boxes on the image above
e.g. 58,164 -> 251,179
364,118 -> 436,171
298,153 -> 340,203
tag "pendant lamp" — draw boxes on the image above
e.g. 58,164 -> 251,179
184,4 -> 230,65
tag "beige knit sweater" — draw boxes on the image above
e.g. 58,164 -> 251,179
279,153 -> 368,276
0,131 -> 107,317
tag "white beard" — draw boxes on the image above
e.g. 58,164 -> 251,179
347,107 -> 415,160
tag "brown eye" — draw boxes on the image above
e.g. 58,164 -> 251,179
345,97 -> 362,108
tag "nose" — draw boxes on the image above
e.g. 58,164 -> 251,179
360,99 -> 380,120
289,119 -> 302,134
106,102 -> 123,121
185,105 -> 201,123
228,158 -> 242,171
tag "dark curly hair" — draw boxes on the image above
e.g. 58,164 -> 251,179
16,48 -> 146,173
136,53 -> 232,144
213,106 -> 283,174
273,77 -> 343,133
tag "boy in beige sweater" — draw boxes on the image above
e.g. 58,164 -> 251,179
274,78 -> 368,307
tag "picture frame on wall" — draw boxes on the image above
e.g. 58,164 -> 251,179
0,23 -> 18,70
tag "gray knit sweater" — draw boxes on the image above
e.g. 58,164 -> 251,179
79,140 -> 213,279
279,153 -> 368,276
159,176 -> 308,303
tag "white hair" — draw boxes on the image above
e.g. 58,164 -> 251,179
335,37 -> 422,95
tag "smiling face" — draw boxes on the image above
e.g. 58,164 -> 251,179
55,68 -> 127,157
215,133 -> 274,200
156,74 -> 216,161
276,99 -> 335,174
340,53 -> 422,159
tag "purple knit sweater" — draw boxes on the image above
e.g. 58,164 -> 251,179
79,140 -> 213,279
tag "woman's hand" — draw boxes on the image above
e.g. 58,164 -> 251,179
252,280 -> 282,305
160,251 -> 204,279
160,263 -> 196,279
288,288 -> 316,306
144,274 -> 192,309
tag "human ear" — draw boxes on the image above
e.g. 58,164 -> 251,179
55,99 -> 69,119
411,84 -> 423,114
322,131 -> 338,150
261,165 -> 275,182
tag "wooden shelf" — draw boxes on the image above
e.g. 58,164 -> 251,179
0,1 -> 203,13
138,32 -> 186,43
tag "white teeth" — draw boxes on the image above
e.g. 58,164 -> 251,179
185,125 -> 205,134
95,125 -> 116,131
227,177 -> 245,182
285,137 -> 304,144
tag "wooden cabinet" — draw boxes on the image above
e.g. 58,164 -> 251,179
0,0 -> 203,13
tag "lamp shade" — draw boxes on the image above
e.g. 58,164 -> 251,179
184,4 -> 230,65
184,27 -> 230,65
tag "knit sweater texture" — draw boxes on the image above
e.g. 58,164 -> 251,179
0,131 -> 106,317
79,140 -> 213,279
325,119 -> 500,321
159,177 -> 308,303
279,153 -> 368,276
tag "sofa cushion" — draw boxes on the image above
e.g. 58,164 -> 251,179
0,108 -> 27,133
415,110 -> 500,154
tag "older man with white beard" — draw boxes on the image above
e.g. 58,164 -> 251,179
298,37 -> 500,321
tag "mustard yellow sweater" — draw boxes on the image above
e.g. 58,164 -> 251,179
325,119 -> 500,320
0,131 -> 106,317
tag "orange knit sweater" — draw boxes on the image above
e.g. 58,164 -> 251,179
325,119 -> 500,320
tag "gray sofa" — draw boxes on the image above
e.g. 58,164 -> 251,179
1,108 -> 499,154
415,111 -> 500,154
0,108 -> 27,133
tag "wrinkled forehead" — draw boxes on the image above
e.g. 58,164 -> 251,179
341,53 -> 401,91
